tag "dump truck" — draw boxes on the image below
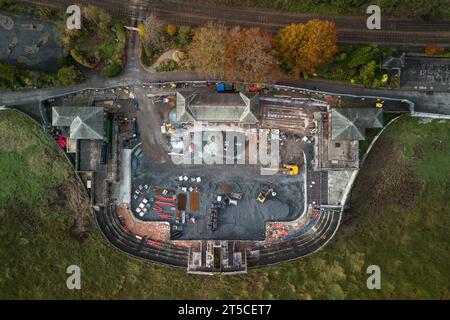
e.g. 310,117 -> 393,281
261,164 -> 299,176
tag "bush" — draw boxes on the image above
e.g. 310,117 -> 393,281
55,66 -> 83,86
167,24 -> 177,37
362,60 -> 377,87
176,26 -> 194,48
172,50 -> 186,62
0,62 -> 82,90
347,45 -> 381,69
114,22 -> 126,43
425,46 -> 444,56
155,59 -> 180,72
101,63 -> 123,77
35,6 -> 54,19
70,49 -> 97,68
141,42 -> 160,67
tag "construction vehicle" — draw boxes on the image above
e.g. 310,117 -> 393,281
215,82 -> 235,93
257,186 -> 273,204
161,122 -> 174,135
261,164 -> 299,176
56,132 -> 67,149
375,98 -> 384,108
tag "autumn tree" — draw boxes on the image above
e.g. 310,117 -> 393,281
224,27 -> 279,83
137,23 -> 145,38
188,22 -> 227,79
274,19 -> 338,78
167,24 -> 177,37
425,45 -> 444,56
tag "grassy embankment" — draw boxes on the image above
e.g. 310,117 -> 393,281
0,110 -> 448,299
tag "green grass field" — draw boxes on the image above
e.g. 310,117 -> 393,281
0,110 -> 448,299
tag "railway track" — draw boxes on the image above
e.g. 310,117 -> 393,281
247,209 -> 340,267
261,104 -> 308,131
15,0 -> 450,46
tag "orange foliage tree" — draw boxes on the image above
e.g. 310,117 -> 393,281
188,22 -> 227,78
274,19 -> 338,78
425,46 -> 444,56
167,24 -> 177,36
224,27 -> 280,83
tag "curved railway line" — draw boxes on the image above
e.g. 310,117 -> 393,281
95,200 -> 342,268
16,0 -> 450,47
97,205 -> 189,267
248,210 -> 341,267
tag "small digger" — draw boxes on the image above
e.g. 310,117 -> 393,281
257,186 -> 276,204
260,164 -> 299,176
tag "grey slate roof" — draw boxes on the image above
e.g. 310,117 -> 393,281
382,53 -> 406,70
176,91 -> 260,124
52,107 -> 104,140
331,108 -> 383,141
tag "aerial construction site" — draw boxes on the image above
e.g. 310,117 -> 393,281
42,81 -> 411,274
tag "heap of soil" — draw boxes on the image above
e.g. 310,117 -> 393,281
177,193 -> 187,211
339,136 -> 421,239
49,177 -> 92,242
189,192 -> 200,212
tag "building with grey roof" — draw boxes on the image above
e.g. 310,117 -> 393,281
176,91 -> 260,124
52,107 -> 104,140
381,53 -> 406,70
331,108 -> 383,140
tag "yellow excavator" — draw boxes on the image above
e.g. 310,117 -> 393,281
375,98 -> 384,108
261,164 -> 299,176
257,186 -> 274,203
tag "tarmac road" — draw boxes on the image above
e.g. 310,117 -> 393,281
278,78 -> 450,116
